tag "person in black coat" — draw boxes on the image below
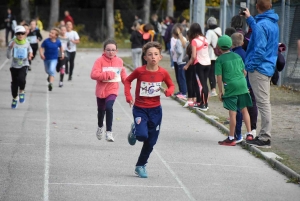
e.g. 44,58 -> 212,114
4,8 -> 16,46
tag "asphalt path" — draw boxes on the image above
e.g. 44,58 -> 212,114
0,48 -> 299,201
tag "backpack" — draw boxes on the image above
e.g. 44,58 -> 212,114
210,30 -> 222,56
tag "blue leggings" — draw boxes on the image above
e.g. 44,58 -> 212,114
97,94 -> 116,131
132,105 -> 162,166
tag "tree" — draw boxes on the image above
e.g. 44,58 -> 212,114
20,0 -> 30,22
106,0 -> 115,38
167,0 -> 174,17
48,0 -> 59,30
143,0 -> 151,24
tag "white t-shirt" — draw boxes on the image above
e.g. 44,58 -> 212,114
66,30 -> 80,52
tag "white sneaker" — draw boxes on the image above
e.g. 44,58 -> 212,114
183,101 -> 193,108
59,82 -> 63,87
96,127 -> 103,140
251,129 -> 257,138
210,91 -> 218,97
106,131 -> 114,142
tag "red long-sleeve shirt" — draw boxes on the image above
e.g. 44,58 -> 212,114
124,65 -> 175,108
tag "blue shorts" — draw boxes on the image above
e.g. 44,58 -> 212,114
44,59 -> 58,77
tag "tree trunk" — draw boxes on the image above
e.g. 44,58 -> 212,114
167,0 -> 174,17
143,0 -> 151,24
48,0 -> 59,30
20,0 -> 30,22
106,0 -> 115,39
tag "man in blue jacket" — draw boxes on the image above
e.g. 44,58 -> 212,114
243,0 -> 279,148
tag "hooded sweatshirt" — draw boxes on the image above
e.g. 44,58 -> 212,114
206,26 -> 222,60
7,38 -> 33,68
245,9 -> 279,77
90,53 -> 127,98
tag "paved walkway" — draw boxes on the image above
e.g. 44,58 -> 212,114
0,49 -> 299,201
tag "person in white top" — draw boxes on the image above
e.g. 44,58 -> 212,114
205,17 -> 222,97
183,23 -> 211,111
65,21 -> 80,81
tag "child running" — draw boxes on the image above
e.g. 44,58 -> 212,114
125,41 -> 175,178
27,19 -> 43,71
56,25 -> 70,87
90,39 -> 127,142
6,25 -> 33,109
39,28 -> 64,91
215,35 -> 252,146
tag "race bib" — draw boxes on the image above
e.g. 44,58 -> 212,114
139,82 -> 162,97
102,67 -> 121,82
28,35 -> 37,43
13,47 -> 27,59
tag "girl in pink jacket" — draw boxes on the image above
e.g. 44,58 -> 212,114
90,39 -> 127,142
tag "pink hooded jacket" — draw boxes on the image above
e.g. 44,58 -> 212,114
90,54 -> 127,98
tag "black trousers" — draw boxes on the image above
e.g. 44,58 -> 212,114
208,60 -> 216,90
66,51 -> 76,77
5,27 -> 14,46
10,67 -> 28,98
29,44 -> 38,65
194,63 -> 210,104
185,64 -> 197,98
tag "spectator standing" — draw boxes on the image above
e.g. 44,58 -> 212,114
150,13 -> 161,41
36,16 -> 43,31
130,21 -> 143,69
205,16 -> 222,97
243,0 -> 279,148
164,16 -> 175,68
64,10 -> 74,24
65,21 -> 80,81
4,8 -> 16,46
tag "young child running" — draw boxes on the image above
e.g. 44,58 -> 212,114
6,25 -> 33,109
39,28 -> 64,91
215,35 -> 252,146
125,42 -> 175,178
56,25 -> 70,87
90,39 -> 127,142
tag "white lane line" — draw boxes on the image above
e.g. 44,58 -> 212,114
49,182 -> 182,189
119,102 -> 196,201
43,89 -> 50,201
0,142 -> 35,146
167,162 -> 261,169
155,151 -> 196,201
0,59 -> 9,70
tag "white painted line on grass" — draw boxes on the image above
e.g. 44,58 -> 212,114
119,101 -> 196,201
0,59 -> 9,70
43,89 -> 50,201
49,182 -> 182,189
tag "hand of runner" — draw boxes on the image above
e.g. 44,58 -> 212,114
9,41 -> 15,49
129,100 -> 134,108
28,53 -> 33,60
40,54 -> 45,60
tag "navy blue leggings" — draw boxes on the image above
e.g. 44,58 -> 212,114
97,94 -> 116,131
132,105 -> 162,166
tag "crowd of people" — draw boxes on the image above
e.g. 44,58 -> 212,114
6,10 -> 80,108
5,0 -> 282,179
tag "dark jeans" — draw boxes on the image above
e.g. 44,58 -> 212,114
10,67 -> 28,98
247,88 -> 257,130
208,60 -> 216,90
132,105 -> 162,166
66,51 -> 76,77
97,94 -> 116,131
194,63 -> 210,104
177,63 -> 187,95
173,62 -> 180,92
5,27 -> 14,46
235,109 -> 243,135
185,64 -> 197,98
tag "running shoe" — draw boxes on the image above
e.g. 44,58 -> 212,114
96,127 -> 103,140
210,91 -> 218,97
135,165 -> 148,178
128,123 -> 136,145
176,94 -> 187,99
218,137 -> 236,146
197,104 -> 208,112
59,82 -> 63,87
183,101 -> 194,108
48,83 -> 53,91
19,93 -> 25,103
246,134 -> 254,141
106,131 -> 114,142
235,134 -> 243,143
246,137 -> 271,148
11,99 -> 18,109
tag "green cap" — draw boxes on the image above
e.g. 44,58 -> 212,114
217,35 -> 232,50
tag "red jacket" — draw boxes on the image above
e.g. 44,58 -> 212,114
64,15 -> 74,24
91,54 -> 127,98
124,65 -> 175,108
